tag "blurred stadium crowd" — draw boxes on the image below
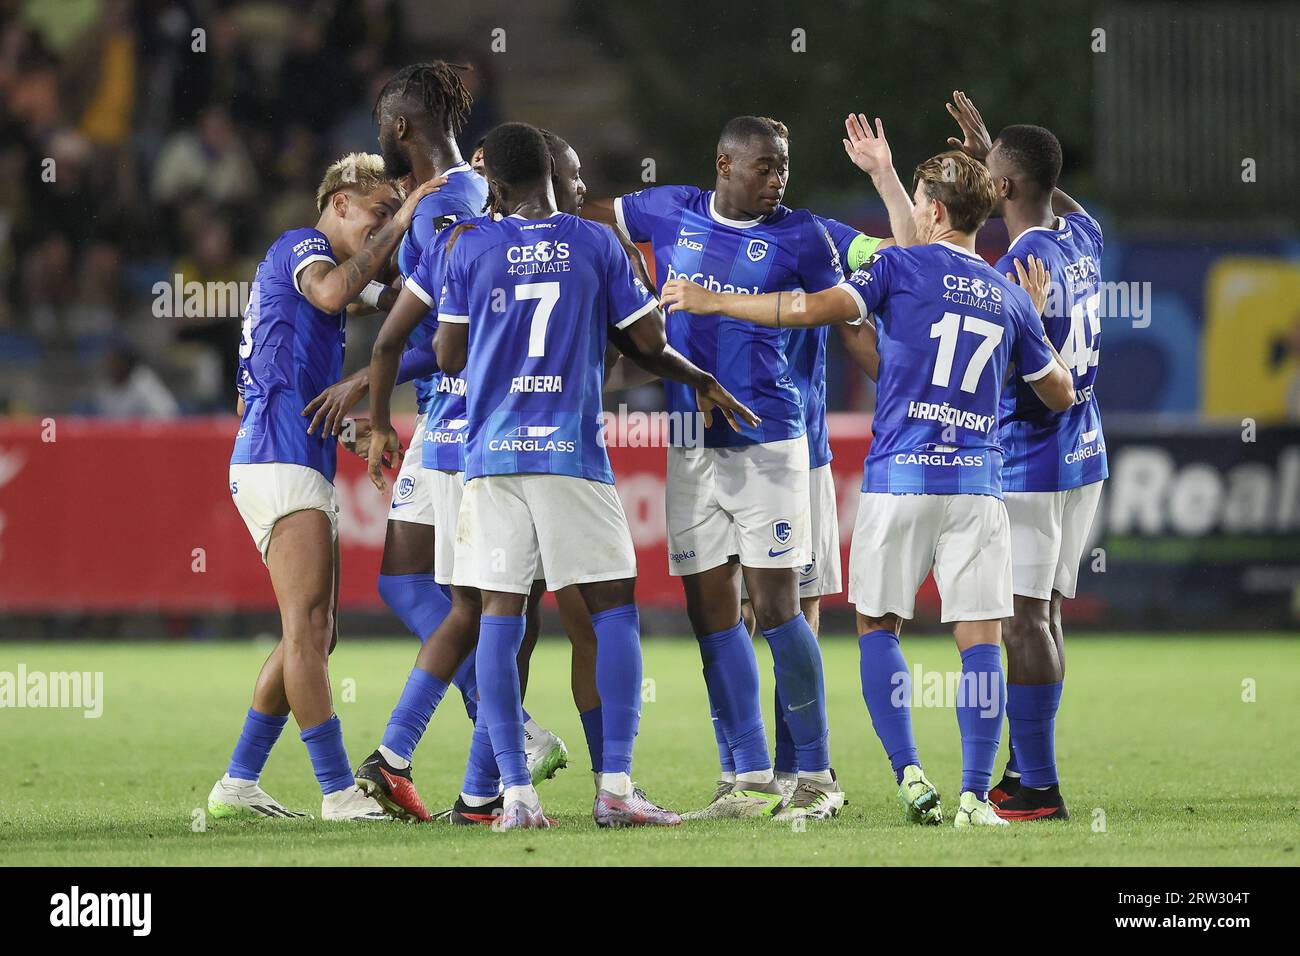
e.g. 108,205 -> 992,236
0,0 -> 498,417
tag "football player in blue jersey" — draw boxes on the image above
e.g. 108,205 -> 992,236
944,92 -> 1107,821
351,131 -> 615,824
432,122 -> 756,829
304,63 -> 570,804
663,139 -> 1077,827
210,153 -> 440,822
583,117 -> 846,821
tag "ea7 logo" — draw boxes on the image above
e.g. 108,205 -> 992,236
50,886 -> 152,936
747,239 -> 769,262
773,519 -> 792,544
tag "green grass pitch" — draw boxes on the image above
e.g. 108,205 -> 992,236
2,634 -> 1296,866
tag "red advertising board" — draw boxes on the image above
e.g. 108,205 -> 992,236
0,415 -> 882,613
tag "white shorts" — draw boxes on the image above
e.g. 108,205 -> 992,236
429,468 -> 465,586
667,436 -> 811,577
740,462 -> 843,600
803,463 -> 843,597
1005,481 -> 1104,601
387,413 -> 437,526
452,474 -> 636,594
848,492 -> 1012,623
229,462 -> 338,562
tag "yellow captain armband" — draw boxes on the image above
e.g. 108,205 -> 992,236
845,234 -> 885,272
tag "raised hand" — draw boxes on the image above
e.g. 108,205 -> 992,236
945,90 -> 992,162
842,113 -> 893,180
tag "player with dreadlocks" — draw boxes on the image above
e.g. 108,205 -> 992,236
303,64 -> 569,817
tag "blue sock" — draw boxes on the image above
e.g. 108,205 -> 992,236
580,706 -> 604,774
451,653 -> 478,721
762,614 -> 828,773
592,603 -> 642,776
773,683 -> 798,775
299,714 -> 354,795
461,713 -> 502,798
475,614 -> 529,789
226,708 -> 287,782
956,644 -> 1006,798
379,667 -> 449,762
859,630 -> 919,783
377,573 -> 452,642
706,692 -> 736,775
1006,735 -> 1019,774
698,620 -> 769,774
1007,681 -> 1062,788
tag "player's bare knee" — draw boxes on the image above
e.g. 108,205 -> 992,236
858,611 -> 901,635
578,577 -> 635,616
746,570 -> 800,631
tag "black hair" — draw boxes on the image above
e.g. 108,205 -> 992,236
994,124 -> 1062,195
374,61 -> 474,134
717,115 -> 789,154
482,122 -> 551,188
538,128 -> 571,161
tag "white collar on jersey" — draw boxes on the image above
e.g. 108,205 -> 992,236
441,160 -> 473,177
1007,216 -> 1067,253
934,239 -> 984,260
708,193 -> 765,229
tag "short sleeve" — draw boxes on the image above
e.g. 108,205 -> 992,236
816,216 -> 882,275
834,245 -> 897,322
603,230 -> 658,329
1011,292 -> 1058,382
1066,211 -> 1104,259
286,229 -> 336,295
406,229 -> 452,309
796,217 -> 845,293
614,184 -> 697,243
436,239 -> 471,325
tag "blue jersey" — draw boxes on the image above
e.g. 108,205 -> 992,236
996,212 -> 1107,492
438,213 -> 657,483
404,220 -> 483,472
396,162 -> 489,414
785,216 -> 873,469
838,242 -> 1057,497
232,228 -> 345,480
616,185 -> 842,448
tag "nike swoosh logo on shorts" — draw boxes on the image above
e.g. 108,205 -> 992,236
787,699 -> 816,712
768,547 -> 794,557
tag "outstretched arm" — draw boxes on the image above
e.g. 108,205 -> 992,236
660,279 -> 859,329
618,309 -> 759,432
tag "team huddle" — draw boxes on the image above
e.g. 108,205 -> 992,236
210,62 -> 1106,830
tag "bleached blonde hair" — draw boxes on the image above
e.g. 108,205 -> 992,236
315,152 -> 403,212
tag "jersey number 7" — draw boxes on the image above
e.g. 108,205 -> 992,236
516,281 -> 561,357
